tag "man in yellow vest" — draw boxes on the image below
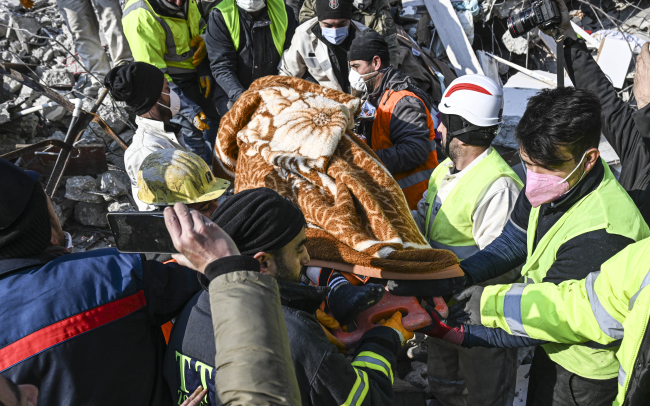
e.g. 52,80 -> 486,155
447,235 -> 650,406
404,74 -> 522,406
205,0 -> 297,115
348,31 -> 438,209
422,87 -> 649,406
122,0 -> 220,163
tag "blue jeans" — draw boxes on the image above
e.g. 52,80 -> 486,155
169,72 -> 220,164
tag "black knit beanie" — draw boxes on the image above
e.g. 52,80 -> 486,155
0,183 -> 52,259
348,30 -> 390,65
316,0 -> 352,20
104,62 -> 165,116
210,188 -> 306,256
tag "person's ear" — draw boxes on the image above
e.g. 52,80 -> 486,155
254,252 -> 273,274
373,55 -> 382,71
584,148 -> 600,172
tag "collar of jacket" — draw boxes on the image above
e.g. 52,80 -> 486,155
135,116 -> 182,137
367,68 -> 432,111
148,0 -> 189,19
546,157 -> 605,211
240,6 -> 271,23
277,280 -> 329,314
0,248 -> 68,278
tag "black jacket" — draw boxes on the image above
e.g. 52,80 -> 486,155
0,248 -> 201,406
164,280 -> 400,406
564,37 -> 650,224
205,5 -> 297,106
361,68 -> 433,174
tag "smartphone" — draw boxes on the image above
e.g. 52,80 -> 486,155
107,212 -> 178,254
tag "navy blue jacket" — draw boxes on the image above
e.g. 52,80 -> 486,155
0,248 -> 201,406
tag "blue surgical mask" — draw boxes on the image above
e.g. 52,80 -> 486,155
322,26 -> 349,45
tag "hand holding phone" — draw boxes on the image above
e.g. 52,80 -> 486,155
164,203 -> 240,274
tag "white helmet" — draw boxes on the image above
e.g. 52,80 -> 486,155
439,74 -> 503,127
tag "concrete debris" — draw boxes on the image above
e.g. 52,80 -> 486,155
502,30 -> 529,55
65,176 -> 104,204
108,202 -> 135,212
43,69 -> 74,87
99,171 -> 130,199
74,202 -> 108,227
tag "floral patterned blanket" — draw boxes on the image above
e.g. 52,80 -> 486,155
213,76 -> 460,277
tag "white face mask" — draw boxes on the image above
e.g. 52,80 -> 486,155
236,0 -> 266,12
158,89 -> 180,117
348,69 -> 380,97
322,26 -> 349,45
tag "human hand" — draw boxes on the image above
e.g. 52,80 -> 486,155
181,386 -> 208,406
417,306 -> 465,345
20,0 -> 34,9
193,111 -> 211,131
316,309 -> 347,351
541,0 -> 578,41
380,311 -> 415,346
635,42 -> 650,109
191,35 -> 207,67
199,75 -> 212,98
448,285 -> 484,326
164,202 -> 240,274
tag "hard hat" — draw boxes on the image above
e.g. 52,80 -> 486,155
137,149 -> 230,205
439,74 -> 503,127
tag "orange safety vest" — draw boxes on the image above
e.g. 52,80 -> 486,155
371,89 -> 439,210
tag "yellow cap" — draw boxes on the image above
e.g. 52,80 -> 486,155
137,149 -> 230,205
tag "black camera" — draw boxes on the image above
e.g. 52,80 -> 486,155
507,0 -> 562,38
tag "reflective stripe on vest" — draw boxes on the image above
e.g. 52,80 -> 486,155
585,271 -> 625,340
396,167 -> 434,190
619,365 -> 626,386
216,0 -> 288,56
123,0 -> 196,71
351,351 -> 394,383
343,368 -> 369,406
502,283 -> 531,337
422,150 -> 522,259
629,268 -> 650,310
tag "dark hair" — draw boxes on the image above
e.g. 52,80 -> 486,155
515,87 -> 601,167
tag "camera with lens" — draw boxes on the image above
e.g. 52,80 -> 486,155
507,0 -> 562,38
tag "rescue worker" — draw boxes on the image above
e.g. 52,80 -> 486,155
22,0 -> 133,97
425,86 -> 650,406
406,74 -> 522,406
136,149 -> 230,218
164,202 -> 302,406
298,0 -> 399,67
0,158 -> 201,406
122,0 -> 220,163
205,0 -> 298,115
278,0 -> 370,93
104,62 -> 187,211
164,187 -> 412,406
440,235 -> 650,406
348,31 -> 438,209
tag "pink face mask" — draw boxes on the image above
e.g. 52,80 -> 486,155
524,150 -> 589,208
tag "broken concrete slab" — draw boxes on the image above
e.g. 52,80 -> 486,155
502,30 -> 529,55
43,69 -> 74,87
10,16 -> 40,43
65,176 -> 104,203
99,171 -> 131,199
0,101 -> 12,124
74,202 -> 108,227
422,0 -> 483,76
108,202 -> 135,212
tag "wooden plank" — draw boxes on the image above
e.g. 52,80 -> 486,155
422,0 -> 483,76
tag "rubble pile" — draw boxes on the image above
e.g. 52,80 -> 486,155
0,0 -> 137,251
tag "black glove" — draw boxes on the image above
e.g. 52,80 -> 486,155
447,286 -> 484,326
387,275 -> 466,297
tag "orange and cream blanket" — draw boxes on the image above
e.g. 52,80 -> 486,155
213,76 -> 461,279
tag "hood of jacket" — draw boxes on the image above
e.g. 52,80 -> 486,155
278,280 -> 329,314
